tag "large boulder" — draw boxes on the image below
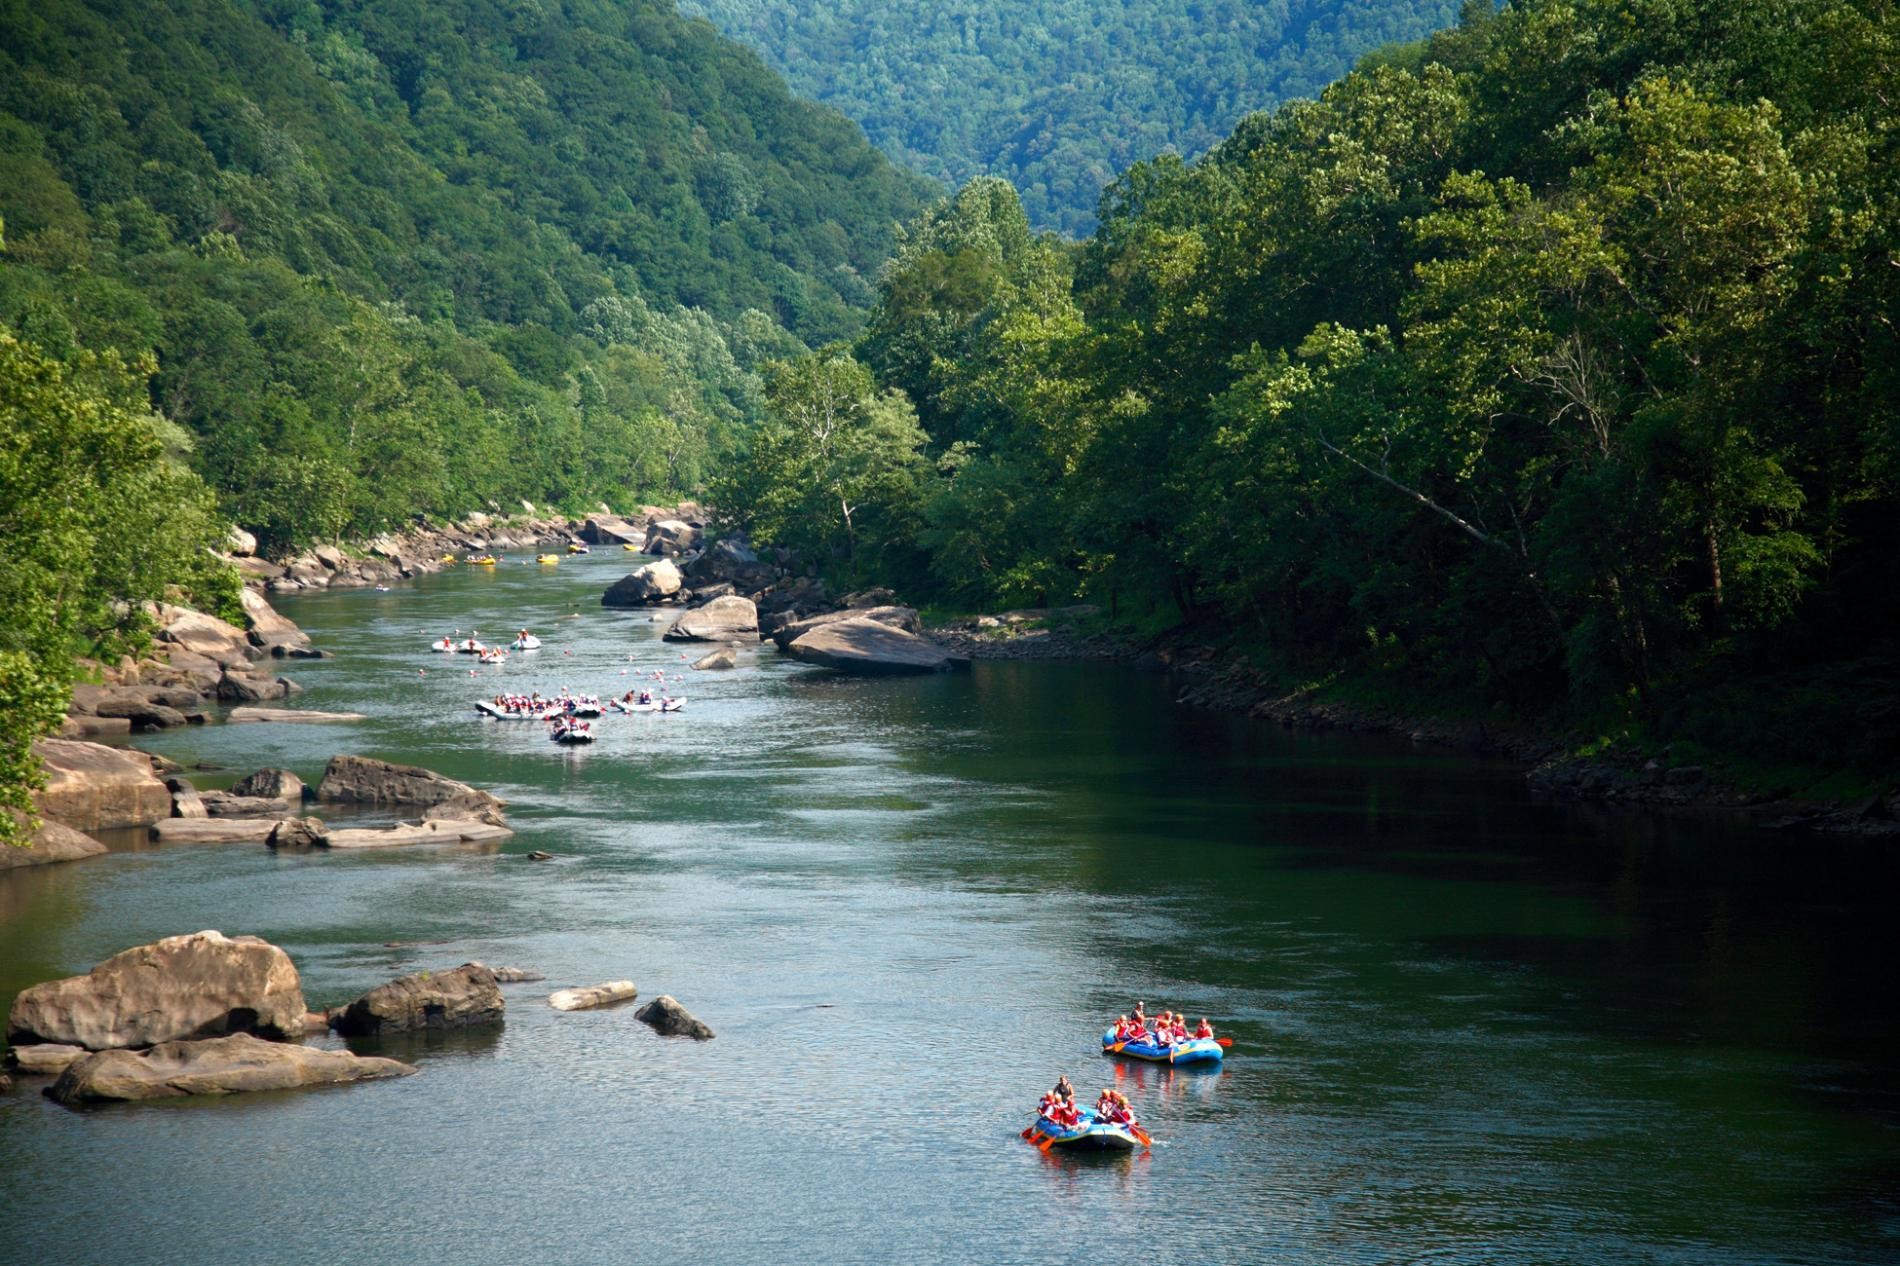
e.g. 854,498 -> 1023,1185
166,777 -> 208,819
80,686 -> 196,731
316,755 -> 503,817
32,738 -> 171,832
693,647 -> 738,671
154,604 -> 255,669
770,605 -> 922,650
0,818 -> 107,871
239,587 -> 310,654
231,768 -> 307,802
663,595 -> 759,643
48,1033 -> 415,1105
681,536 -> 773,589
6,930 -> 308,1050
580,515 -> 643,546
216,669 -> 290,703
225,526 -> 258,557
601,558 -> 683,607
635,995 -> 714,1040
787,617 -> 969,675
642,518 -> 700,556
330,964 -> 504,1036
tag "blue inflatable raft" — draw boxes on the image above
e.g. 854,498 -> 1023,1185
1102,1031 -> 1224,1066
1027,1109 -> 1141,1152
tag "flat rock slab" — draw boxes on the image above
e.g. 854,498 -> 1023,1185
787,617 -> 970,675
0,819 -> 108,870
7,930 -> 308,1050
152,817 -> 284,844
49,1033 -> 414,1104
549,981 -> 637,1012
317,819 -> 513,849
331,964 -> 503,1037
227,708 -> 366,724
8,1044 -> 87,1075
635,995 -> 714,1040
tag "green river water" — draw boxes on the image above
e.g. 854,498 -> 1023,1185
1,553 -> 1895,1265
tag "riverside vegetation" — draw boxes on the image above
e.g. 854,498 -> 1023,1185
712,0 -> 1900,797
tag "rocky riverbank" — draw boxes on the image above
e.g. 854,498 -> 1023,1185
929,610 -> 1900,838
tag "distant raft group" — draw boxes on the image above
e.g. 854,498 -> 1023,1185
1026,1003 -> 1226,1154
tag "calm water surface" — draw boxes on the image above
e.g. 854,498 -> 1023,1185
2,555 -> 1896,1265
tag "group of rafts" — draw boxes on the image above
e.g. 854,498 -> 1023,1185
440,631 -> 686,744
1024,1005 -> 1226,1154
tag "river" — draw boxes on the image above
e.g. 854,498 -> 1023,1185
2,553 -> 1896,1265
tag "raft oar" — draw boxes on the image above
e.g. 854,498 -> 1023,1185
1216,1037 -> 1233,1047
1130,1124 -> 1153,1148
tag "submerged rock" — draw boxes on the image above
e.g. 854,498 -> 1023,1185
6,930 -> 308,1050
692,647 -> 738,670
330,963 -> 504,1037
49,1033 -> 414,1104
635,995 -> 714,1040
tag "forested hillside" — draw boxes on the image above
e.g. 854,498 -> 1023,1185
0,0 -> 933,549
678,0 -> 1461,234
717,0 -> 1900,783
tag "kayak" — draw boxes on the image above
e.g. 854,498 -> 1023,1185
1026,1110 -> 1140,1152
1102,1031 -> 1223,1065
511,635 -> 542,650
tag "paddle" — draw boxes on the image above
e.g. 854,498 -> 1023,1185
1130,1124 -> 1153,1148
1216,1036 -> 1234,1047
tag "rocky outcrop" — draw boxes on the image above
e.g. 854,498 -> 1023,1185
601,558 -> 684,607
0,818 -> 108,870
642,518 -> 700,556
635,995 -> 714,1040
200,792 -> 297,818
693,647 -> 738,670
580,515 -> 645,546
264,818 -> 327,849
226,526 -> 258,557
6,930 -> 308,1050
663,595 -> 759,642
548,981 -> 637,1011
72,683 -> 207,731
683,536 -> 775,589
769,605 -> 921,650
48,1033 -> 415,1104
166,777 -> 208,819
316,755 -> 504,818
786,618 -> 969,675
155,605 -> 255,669
330,964 -> 504,1036
231,768 -> 307,802
32,738 -> 171,833
238,587 -> 310,654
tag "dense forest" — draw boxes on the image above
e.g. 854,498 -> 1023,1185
0,0 -> 933,550
678,0 -> 1461,234
717,0 -> 1900,784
